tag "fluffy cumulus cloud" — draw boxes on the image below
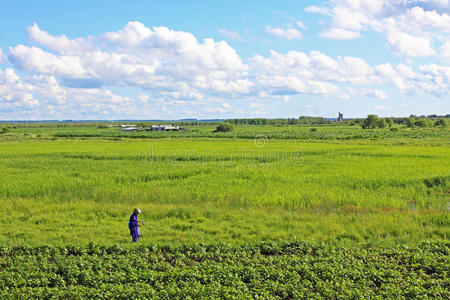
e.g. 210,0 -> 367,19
251,50 -> 379,98
265,19 -> 305,40
9,22 -> 251,101
375,62 -> 450,95
0,67 -> 133,118
251,48 -> 450,99
386,30 -> 436,57
306,0 -> 450,57
3,20 -> 450,118
27,23 -> 93,53
361,89 -> 388,99
0,68 -> 40,109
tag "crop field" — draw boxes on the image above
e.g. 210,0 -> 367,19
3,123 -> 450,141
1,242 -> 448,298
0,124 -> 449,297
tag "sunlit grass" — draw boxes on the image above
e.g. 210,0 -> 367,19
0,135 -> 448,247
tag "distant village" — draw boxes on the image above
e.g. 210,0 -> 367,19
108,113 -> 347,132
108,124 -> 186,132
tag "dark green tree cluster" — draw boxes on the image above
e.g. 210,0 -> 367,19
225,117 -> 330,126
215,123 -> 234,132
406,118 -> 447,128
361,115 -> 393,129
0,127 -> 10,134
298,116 -> 331,125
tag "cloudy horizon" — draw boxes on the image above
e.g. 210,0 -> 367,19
1,0 -> 449,120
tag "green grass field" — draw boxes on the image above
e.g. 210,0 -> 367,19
0,125 -> 448,247
1,124 -> 449,298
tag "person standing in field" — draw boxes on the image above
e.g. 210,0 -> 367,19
129,208 -> 145,242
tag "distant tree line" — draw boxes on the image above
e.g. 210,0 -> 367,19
405,117 -> 447,128
225,117 -> 331,126
360,115 -> 448,129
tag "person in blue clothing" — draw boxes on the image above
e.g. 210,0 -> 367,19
129,208 -> 144,242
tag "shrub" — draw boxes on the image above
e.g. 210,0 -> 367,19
215,123 -> 234,132
310,128 -> 318,132
376,118 -> 387,128
406,118 -> 416,128
435,119 -> 447,127
415,119 -> 432,128
0,127 -> 9,134
387,118 -> 394,127
361,115 -> 379,129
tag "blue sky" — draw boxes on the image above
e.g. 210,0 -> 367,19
0,0 -> 449,120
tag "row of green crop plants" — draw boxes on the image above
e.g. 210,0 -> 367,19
1,241 -> 448,298
43,127 -> 450,140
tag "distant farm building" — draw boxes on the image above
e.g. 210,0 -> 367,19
121,127 -> 142,132
148,124 -> 181,131
337,112 -> 344,122
120,124 -> 137,128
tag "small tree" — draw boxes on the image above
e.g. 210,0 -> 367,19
0,127 -> 9,134
361,115 -> 379,129
415,119 -> 431,128
435,119 -> 447,127
406,118 -> 416,128
215,123 -> 234,132
376,118 -> 387,128
386,118 -> 394,127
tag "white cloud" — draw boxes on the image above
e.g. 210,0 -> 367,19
362,89 -> 388,99
319,28 -> 362,40
28,23 -> 92,52
137,93 -> 149,103
440,41 -> 450,59
9,22 -> 251,100
0,68 -> 39,109
218,29 -> 242,41
248,102 -> 269,116
373,105 -> 389,110
202,101 -> 233,114
374,62 -> 450,96
305,6 -> 330,15
306,0 -> 450,57
251,50 -> 378,98
251,49 -> 450,98
295,21 -> 306,30
9,45 -> 88,78
0,67 -> 133,118
304,105 -> 313,109
266,26 -> 302,40
104,21 -> 152,46
4,21 -> 450,118
386,31 -> 436,57
397,6 -> 450,33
